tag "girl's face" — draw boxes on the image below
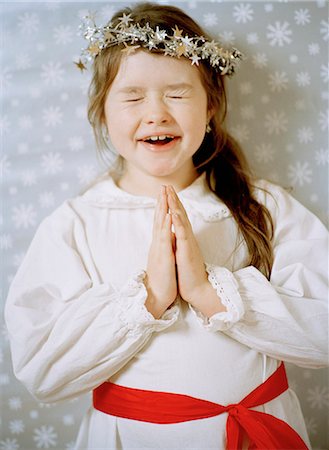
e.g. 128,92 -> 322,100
104,50 -> 210,189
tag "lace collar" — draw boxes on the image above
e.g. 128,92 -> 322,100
80,172 -> 231,222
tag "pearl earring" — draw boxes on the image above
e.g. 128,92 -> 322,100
206,123 -> 212,133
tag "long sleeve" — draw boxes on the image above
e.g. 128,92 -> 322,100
5,202 -> 178,403
194,183 -> 328,368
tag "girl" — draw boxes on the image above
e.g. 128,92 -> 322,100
5,2 -> 328,449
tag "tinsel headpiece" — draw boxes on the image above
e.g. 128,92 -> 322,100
75,12 -> 243,76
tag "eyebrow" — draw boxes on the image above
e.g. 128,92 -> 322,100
117,83 -> 194,94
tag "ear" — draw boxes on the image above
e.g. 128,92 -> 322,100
207,106 -> 215,123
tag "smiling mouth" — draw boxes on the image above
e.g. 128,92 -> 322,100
141,135 -> 176,146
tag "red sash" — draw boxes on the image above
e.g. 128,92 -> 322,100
93,362 -> 308,450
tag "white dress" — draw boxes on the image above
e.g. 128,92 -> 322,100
5,173 -> 328,450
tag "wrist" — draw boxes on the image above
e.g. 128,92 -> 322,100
188,281 -> 227,319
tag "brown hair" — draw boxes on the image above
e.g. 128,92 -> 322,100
87,2 -> 274,278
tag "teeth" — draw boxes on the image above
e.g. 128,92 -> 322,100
145,135 -> 173,141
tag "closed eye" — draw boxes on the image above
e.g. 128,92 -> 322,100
125,98 -> 143,102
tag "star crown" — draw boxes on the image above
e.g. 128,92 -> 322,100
76,12 -> 243,76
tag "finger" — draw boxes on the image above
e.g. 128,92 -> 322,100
154,185 -> 168,231
167,186 -> 191,230
167,185 -> 188,216
172,234 -> 176,253
171,211 -> 188,240
161,212 -> 174,246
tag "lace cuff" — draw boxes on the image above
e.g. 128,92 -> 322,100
190,264 -> 244,331
117,270 -> 179,335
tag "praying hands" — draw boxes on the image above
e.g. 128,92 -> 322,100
145,185 -> 227,319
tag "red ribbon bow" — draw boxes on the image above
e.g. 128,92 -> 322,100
93,363 -> 308,450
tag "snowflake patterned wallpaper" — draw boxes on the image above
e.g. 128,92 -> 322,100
1,1 -> 328,449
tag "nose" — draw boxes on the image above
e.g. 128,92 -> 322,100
142,96 -> 172,126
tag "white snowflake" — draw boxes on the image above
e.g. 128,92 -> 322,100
296,71 -> 311,87
62,414 -> 75,426
20,169 -> 37,186
268,71 -> 289,92
41,62 -> 64,86
218,31 -> 235,45
9,420 -> 25,435
68,136 -> 84,152
264,111 -> 288,134
30,410 -> 39,420
77,165 -> 97,185
297,127 -> 314,144
240,105 -> 255,120
41,152 -> 64,175
18,115 -> 33,130
320,19 -> 329,41
0,234 -> 12,250
254,143 -> 274,163
315,148 -> 329,166
318,109 -> 329,130
43,106 -> 63,127
320,63 -> 329,83
287,161 -> 312,186
203,13 -> 218,27
15,54 -> 32,70
306,386 -> 329,409
53,25 -> 73,45
231,124 -> 250,143
246,32 -> 259,44
0,373 -> 9,385
12,204 -> 37,229
18,12 -> 39,34
304,416 -> 318,436
39,191 -> 55,208
233,3 -> 254,24
239,82 -> 253,95
252,52 -> 268,69
316,0 -> 326,6
0,115 -> 11,135
8,397 -> 22,410
264,4 -> 273,13
0,438 -> 20,450
289,54 -> 298,64
308,43 -> 320,56
0,67 -> 13,89
33,426 -> 58,449
294,9 -> 311,26
0,348 -> 3,363
267,21 -> 292,47
0,155 -> 11,177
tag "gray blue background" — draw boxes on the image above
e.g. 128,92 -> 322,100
1,1 -> 328,449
